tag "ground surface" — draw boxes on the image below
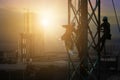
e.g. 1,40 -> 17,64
0,53 -> 120,80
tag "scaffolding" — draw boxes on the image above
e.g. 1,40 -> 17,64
62,0 -> 101,80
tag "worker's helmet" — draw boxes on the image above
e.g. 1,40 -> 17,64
102,16 -> 108,21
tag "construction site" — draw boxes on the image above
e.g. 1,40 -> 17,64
0,0 -> 120,80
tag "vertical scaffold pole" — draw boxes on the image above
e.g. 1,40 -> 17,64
80,0 -> 88,60
98,0 -> 101,80
68,1 -> 70,80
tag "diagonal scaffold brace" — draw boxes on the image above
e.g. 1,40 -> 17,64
62,0 -> 101,80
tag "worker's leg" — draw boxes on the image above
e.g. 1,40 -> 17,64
100,35 -> 106,52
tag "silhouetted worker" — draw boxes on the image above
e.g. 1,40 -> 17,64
61,25 -> 74,49
100,16 -> 111,51
61,24 -> 76,55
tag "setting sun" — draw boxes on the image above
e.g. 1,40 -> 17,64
41,18 -> 50,27
37,9 -> 55,29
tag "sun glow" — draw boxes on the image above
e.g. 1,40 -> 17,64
41,17 -> 50,27
37,9 -> 55,29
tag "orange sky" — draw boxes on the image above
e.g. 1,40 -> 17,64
0,0 -> 120,51
0,0 -> 120,15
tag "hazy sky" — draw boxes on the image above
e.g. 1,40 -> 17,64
0,0 -> 120,52
0,0 -> 120,11
0,0 -> 120,15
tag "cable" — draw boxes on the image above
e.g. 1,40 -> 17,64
112,0 -> 120,32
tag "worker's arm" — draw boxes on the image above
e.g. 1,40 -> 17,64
100,23 -> 104,32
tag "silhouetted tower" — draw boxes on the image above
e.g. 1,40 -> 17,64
63,0 -> 101,80
20,9 -> 34,63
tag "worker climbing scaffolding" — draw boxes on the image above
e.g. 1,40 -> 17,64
62,0 -> 98,80
94,16 -> 112,52
61,24 -> 76,55
61,0 -> 120,80
100,16 -> 111,52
